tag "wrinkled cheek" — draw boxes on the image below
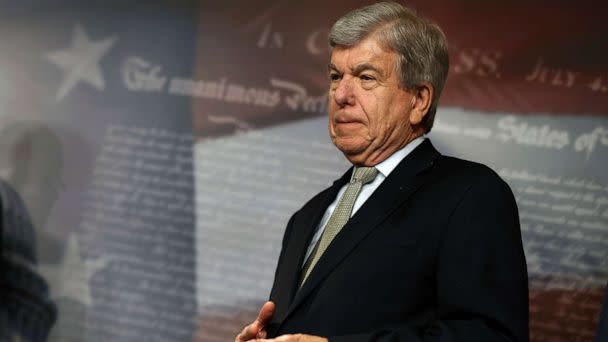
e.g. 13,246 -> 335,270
373,117 -> 396,140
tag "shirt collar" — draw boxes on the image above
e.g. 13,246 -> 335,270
374,136 -> 426,178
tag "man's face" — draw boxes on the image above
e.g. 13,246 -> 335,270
328,35 -> 419,166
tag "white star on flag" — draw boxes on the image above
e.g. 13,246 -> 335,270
39,234 -> 109,306
45,24 -> 117,101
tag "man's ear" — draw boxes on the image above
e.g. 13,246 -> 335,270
408,82 -> 433,126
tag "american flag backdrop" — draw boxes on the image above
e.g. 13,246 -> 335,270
0,1 -> 606,341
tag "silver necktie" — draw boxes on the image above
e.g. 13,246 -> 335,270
300,166 -> 378,286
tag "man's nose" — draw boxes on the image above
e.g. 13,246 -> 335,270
333,77 -> 355,106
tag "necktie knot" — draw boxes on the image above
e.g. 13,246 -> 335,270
353,167 -> 378,185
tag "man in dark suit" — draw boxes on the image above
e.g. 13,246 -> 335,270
236,2 -> 528,341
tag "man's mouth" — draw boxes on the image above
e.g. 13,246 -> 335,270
335,114 -> 362,124
334,119 -> 364,133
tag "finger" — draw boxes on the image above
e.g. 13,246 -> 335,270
256,328 -> 267,339
256,301 -> 276,327
237,302 -> 275,341
236,323 -> 259,342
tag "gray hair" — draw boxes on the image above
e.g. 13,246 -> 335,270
329,1 -> 449,133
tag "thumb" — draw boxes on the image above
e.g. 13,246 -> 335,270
256,301 -> 276,327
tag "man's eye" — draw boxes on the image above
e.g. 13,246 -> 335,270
360,75 -> 375,81
329,73 -> 341,81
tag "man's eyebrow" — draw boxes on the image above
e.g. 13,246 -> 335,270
352,63 -> 384,77
327,63 -> 384,76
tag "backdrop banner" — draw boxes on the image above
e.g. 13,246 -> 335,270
0,1 -> 606,341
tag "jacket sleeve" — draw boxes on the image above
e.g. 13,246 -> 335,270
327,172 -> 529,342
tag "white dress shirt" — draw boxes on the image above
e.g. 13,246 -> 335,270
302,136 -> 426,265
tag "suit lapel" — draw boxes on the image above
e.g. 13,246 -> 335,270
283,139 -> 441,322
271,167 -> 352,325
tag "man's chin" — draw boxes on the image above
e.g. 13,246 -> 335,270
333,138 -> 369,162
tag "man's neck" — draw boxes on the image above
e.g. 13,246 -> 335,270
350,136 -> 426,179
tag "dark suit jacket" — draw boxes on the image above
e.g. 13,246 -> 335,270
267,139 -> 529,341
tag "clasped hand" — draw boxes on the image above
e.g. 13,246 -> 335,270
235,301 -> 327,342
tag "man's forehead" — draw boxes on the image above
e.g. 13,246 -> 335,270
329,43 -> 395,72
